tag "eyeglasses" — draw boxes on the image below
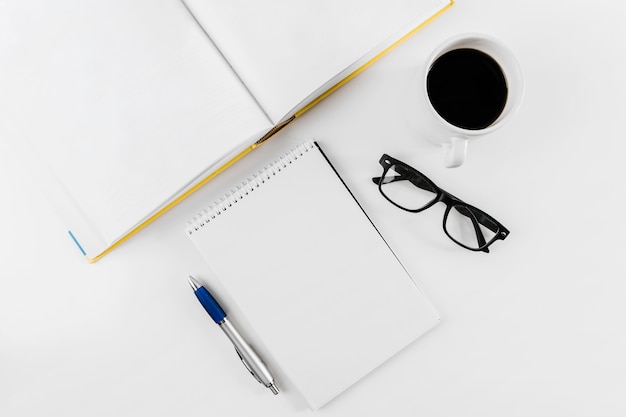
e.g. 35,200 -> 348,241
372,154 -> 509,253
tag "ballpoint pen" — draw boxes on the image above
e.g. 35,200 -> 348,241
186,275 -> 279,395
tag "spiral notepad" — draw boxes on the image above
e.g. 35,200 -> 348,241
186,140 -> 439,409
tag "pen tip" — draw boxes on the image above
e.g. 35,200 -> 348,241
187,275 -> 201,291
268,383 -> 279,395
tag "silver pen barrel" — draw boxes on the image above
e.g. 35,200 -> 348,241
219,318 -> 279,395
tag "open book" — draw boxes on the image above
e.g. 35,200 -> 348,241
0,0 -> 452,261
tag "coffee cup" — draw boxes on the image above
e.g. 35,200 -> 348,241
422,33 -> 524,167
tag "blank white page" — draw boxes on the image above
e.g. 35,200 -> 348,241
187,141 -> 439,409
183,0 -> 452,122
0,0 -> 272,250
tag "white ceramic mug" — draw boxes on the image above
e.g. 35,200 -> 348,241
422,33 -> 524,168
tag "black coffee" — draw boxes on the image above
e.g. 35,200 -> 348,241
426,48 -> 508,130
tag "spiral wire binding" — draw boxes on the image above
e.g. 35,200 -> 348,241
186,140 -> 315,235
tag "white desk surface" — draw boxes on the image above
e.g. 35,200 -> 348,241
2,1 -> 625,415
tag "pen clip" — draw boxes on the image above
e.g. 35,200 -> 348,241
235,347 -> 263,385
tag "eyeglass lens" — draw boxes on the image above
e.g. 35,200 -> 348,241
379,163 -> 438,211
445,205 -> 500,250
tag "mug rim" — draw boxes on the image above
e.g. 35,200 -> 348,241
423,32 -> 525,136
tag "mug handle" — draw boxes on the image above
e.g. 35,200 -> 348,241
442,136 -> 468,168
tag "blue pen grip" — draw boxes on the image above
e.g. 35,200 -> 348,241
195,287 -> 227,323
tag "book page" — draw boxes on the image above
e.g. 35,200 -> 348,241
183,0 -> 451,123
0,0 -> 272,250
187,142 -> 439,409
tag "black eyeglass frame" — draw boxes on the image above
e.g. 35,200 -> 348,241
372,154 -> 510,253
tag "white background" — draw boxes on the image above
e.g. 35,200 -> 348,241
2,0 -> 625,416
